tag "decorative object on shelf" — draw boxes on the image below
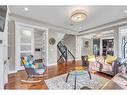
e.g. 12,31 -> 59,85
93,38 -> 100,56
102,39 -> 114,56
49,37 -> 56,45
71,9 -> 87,22
84,41 -> 89,47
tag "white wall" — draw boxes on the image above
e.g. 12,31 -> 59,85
63,34 -> 76,60
76,36 -> 82,60
48,29 -> 65,66
8,21 -> 15,72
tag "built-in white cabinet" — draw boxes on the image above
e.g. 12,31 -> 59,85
15,25 -> 34,70
34,30 -> 46,65
15,22 -> 48,71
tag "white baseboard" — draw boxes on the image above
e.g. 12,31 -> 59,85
75,58 -> 81,60
9,70 -> 17,74
47,63 -> 57,67
67,58 -> 80,61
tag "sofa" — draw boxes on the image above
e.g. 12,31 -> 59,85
82,55 -> 121,76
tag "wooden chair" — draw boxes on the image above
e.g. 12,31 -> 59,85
21,55 -> 47,83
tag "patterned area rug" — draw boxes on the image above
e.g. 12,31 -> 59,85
45,71 -> 109,90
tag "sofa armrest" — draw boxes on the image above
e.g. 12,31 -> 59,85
112,60 -> 121,75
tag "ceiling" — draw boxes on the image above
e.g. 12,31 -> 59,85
9,6 -> 127,33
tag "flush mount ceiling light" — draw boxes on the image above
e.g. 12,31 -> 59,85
124,10 -> 127,13
71,9 -> 87,22
24,7 -> 29,11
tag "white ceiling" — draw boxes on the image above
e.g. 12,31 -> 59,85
9,6 -> 127,32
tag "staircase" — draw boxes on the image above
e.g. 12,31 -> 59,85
57,41 -> 75,63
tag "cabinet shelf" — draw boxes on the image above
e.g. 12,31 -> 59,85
102,39 -> 114,56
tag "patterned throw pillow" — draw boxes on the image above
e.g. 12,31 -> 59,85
88,54 -> 96,62
105,55 -> 117,64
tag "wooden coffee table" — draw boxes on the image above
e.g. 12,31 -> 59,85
65,66 -> 91,89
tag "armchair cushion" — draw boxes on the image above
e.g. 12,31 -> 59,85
21,55 -> 46,75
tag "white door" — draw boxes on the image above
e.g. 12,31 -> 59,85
15,24 -> 34,71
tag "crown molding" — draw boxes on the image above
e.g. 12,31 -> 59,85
8,13 -> 78,35
9,13 -> 127,36
79,17 -> 127,35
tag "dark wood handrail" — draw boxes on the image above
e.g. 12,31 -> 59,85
57,41 -> 75,62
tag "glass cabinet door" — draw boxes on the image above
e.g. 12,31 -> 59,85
16,25 -> 34,70
20,29 -> 34,67
119,27 -> 127,59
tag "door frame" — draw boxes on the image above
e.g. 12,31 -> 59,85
15,22 -> 48,71
119,25 -> 127,58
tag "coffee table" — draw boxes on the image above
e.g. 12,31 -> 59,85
65,66 -> 91,89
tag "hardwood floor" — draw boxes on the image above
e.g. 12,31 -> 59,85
5,60 -> 112,89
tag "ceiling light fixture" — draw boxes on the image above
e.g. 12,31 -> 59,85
71,9 -> 87,22
124,10 -> 127,13
24,7 -> 29,11
79,27 -> 82,29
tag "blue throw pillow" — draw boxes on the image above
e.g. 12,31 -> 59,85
119,58 -> 127,64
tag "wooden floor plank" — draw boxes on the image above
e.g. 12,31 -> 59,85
5,60 -> 112,89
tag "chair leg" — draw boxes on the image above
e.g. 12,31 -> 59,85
88,71 -> 92,80
26,76 -> 30,80
66,73 -> 70,82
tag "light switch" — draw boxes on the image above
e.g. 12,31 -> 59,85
0,40 -> 2,44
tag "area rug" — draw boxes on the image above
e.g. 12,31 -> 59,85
45,71 -> 109,90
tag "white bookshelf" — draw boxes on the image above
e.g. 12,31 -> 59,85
34,31 -> 46,65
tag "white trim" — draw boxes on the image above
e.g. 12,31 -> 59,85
101,36 -> 114,39
45,29 -> 49,66
67,59 -> 75,61
118,25 -> 127,58
47,63 -> 57,67
75,58 -> 81,60
79,20 -> 127,35
9,14 -> 77,35
15,22 -> 48,32
9,70 -> 17,74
